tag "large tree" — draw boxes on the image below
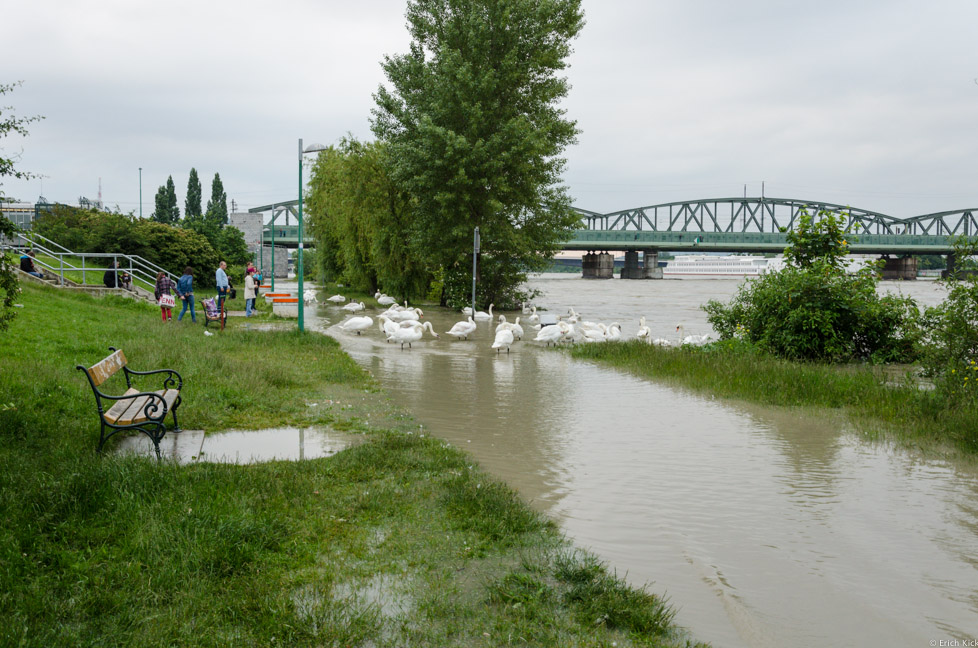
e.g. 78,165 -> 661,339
151,175 -> 179,224
307,138 -> 433,300
0,81 -> 43,332
205,172 -> 227,230
371,0 -> 585,308
184,167 -> 202,224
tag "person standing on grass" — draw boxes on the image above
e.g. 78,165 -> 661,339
244,267 -> 257,317
215,260 -> 229,314
154,271 -> 175,322
175,266 -> 196,323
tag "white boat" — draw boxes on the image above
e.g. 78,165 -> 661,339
663,255 -> 783,277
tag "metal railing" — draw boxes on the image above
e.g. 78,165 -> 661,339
2,230 -> 177,294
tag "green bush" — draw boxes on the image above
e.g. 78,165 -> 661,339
919,238 -> 978,404
704,209 -> 921,363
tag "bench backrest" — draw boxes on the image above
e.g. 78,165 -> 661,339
86,349 -> 128,387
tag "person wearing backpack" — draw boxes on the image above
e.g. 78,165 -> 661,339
175,267 -> 196,323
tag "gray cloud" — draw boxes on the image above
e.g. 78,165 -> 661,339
2,0 -> 975,219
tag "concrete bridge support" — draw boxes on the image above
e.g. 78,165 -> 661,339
582,251 -> 614,279
879,255 -> 917,280
620,249 -> 663,279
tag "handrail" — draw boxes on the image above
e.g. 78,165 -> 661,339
2,229 -> 178,294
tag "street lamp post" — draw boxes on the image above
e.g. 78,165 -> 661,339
297,138 -> 328,332
138,167 -> 142,219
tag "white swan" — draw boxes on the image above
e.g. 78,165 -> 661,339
522,302 -> 532,315
495,314 -> 509,333
387,320 -> 439,349
606,323 -> 622,341
491,327 -> 515,354
533,321 -> 570,346
446,316 -> 477,340
342,301 -> 365,313
388,307 -> 423,322
375,291 -> 397,306
303,289 -> 318,303
326,294 -> 346,303
461,306 -> 473,317
338,315 -> 373,335
527,306 -> 539,325
473,303 -> 494,322
677,324 -> 712,346
636,317 -> 651,343
378,314 -> 400,340
510,316 -> 524,341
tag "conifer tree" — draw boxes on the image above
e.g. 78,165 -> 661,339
184,168 -> 202,224
205,173 -> 228,230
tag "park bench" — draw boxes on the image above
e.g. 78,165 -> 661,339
77,347 -> 183,459
201,297 -> 226,329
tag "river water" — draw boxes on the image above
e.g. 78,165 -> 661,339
311,276 -> 978,647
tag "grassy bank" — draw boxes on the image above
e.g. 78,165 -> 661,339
568,340 -> 978,456
0,282 -> 702,647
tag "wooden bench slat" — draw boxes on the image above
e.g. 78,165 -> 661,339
88,349 -> 127,387
103,388 -> 140,424
104,389 -> 179,426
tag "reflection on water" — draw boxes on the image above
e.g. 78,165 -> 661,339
314,276 -> 977,648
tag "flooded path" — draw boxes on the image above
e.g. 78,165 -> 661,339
313,276 -> 978,647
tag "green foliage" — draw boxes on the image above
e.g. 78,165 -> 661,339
205,172 -> 228,229
151,175 -> 180,224
705,208 -> 921,363
0,215 -> 19,332
184,167 -> 202,221
33,205 -> 221,286
371,0 -> 585,308
306,138 -> 434,300
1,81 -> 43,332
0,81 -> 43,185
919,237 -> 978,406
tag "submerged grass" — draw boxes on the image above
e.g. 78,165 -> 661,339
0,282 -> 702,647
568,339 -> 978,456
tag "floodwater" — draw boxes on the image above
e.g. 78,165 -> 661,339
313,276 -> 978,647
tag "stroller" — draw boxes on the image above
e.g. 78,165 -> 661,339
201,297 -> 226,329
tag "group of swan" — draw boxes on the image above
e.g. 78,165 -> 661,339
327,293 -> 712,351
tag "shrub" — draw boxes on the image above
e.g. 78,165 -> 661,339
704,209 -> 921,363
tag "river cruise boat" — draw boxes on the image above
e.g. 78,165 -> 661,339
662,255 -> 783,277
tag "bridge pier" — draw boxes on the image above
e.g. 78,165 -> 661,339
879,255 -> 917,280
620,249 -> 663,279
582,251 -> 614,279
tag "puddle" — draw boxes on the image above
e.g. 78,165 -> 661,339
115,426 -> 359,464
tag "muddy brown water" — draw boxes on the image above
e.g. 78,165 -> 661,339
307,276 -> 977,647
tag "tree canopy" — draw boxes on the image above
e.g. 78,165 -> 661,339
371,0 -> 585,307
152,175 -> 180,224
184,167 -> 202,223
1,81 -> 43,332
205,173 -> 228,230
306,137 -> 433,301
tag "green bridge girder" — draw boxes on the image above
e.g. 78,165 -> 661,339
250,196 -> 977,255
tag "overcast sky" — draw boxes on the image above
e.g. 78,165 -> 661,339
2,0 -> 976,220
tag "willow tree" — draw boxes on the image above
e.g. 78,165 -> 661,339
372,0 -> 585,308
306,138 -> 432,300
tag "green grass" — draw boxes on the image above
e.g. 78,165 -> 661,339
0,282 -> 702,647
568,339 -> 978,456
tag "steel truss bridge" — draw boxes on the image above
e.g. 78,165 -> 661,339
566,197 -> 978,255
250,197 -> 978,255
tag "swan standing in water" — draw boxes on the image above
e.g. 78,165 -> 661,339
527,306 -> 540,325
387,321 -> 439,349
342,301 -> 366,313
338,315 -> 373,335
326,294 -> 346,304
374,291 -> 397,306
491,327 -> 515,354
445,316 -> 478,340
473,303 -> 494,322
